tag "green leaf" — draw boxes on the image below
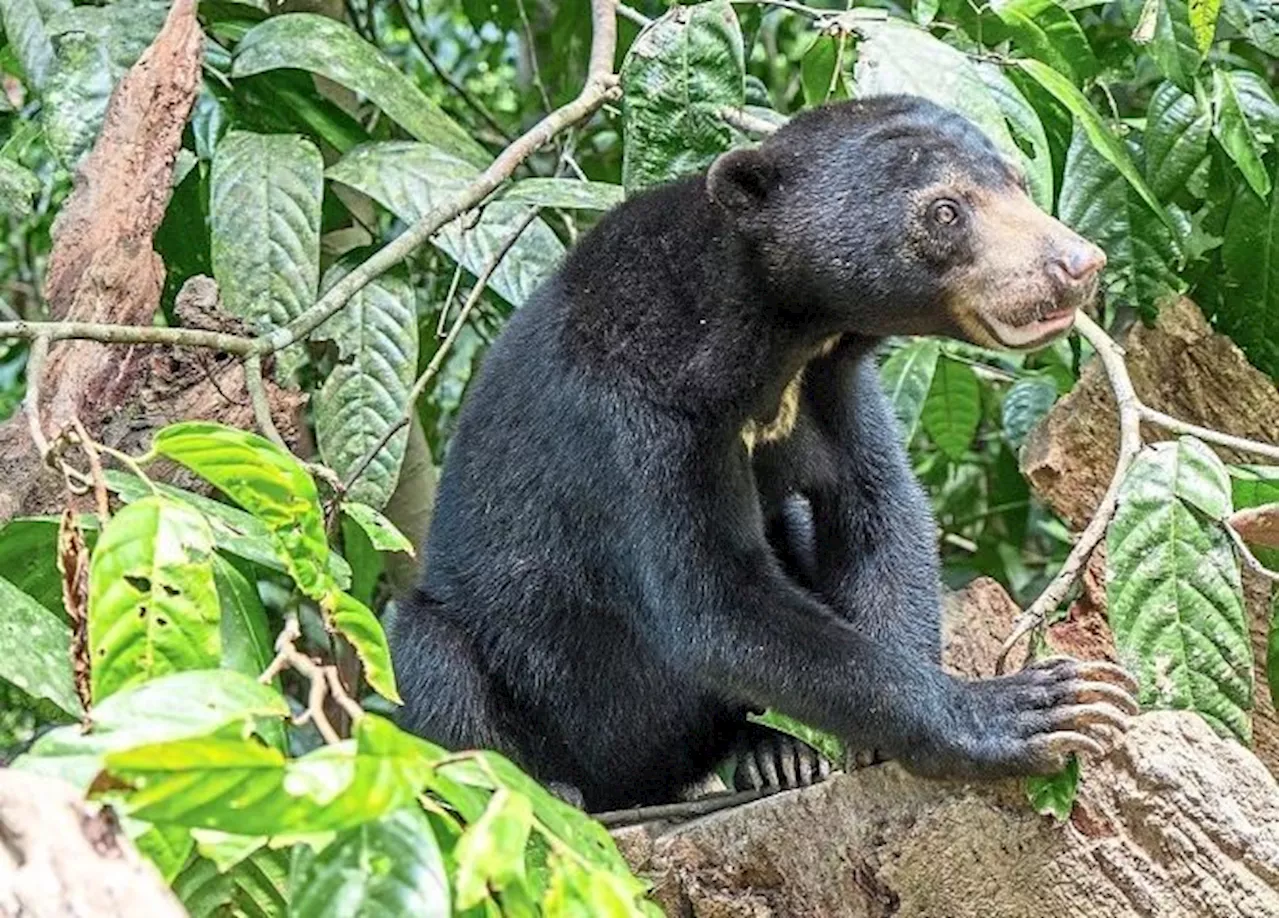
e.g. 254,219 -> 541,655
0,0 -> 68,89
176,849 -> 290,918
190,828 -> 267,873
327,590 -> 400,705
990,0 -> 1099,84
800,33 -> 851,106
340,502 -> 415,556
746,710 -> 846,766
879,339 -> 940,443
1145,81 -> 1211,201
213,557 -> 285,751
1217,182 -> 1278,377
0,516 -> 87,615
1013,59 -> 1174,232
1024,754 -> 1080,821
1140,0 -> 1203,89
0,575 -> 80,717
327,143 -> 563,308
1228,465 -> 1279,509
1002,376 -> 1059,449
231,13 -> 485,167
1211,69 -> 1273,198
288,807 -> 449,918
88,497 -> 222,702
1107,438 -> 1253,743
1268,602 -> 1278,708
0,157 -> 41,218
921,357 -> 981,460
1189,0 -> 1223,51
134,822 -> 195,884
1058,128 -> 1181,313
620,0 -> 744,194
105,471 -> 352,590
210,131 -> 323,378
41,0 -> 168,167
497,178 -> 624,211
105,714 -> 442,835
853,20 -> 1052,211
1219,0 -> 1277,54
14,670 -> 287,790
455,789 -> 535,909
314,260 -> 417,510
975,63 -> 1055,210
152,422 -> 330,599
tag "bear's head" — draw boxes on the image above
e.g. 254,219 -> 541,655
707,95 -> 1104,350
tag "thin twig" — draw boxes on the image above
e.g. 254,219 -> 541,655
593,787 -> 773,828
995,312 -> 1143,674
260,613 -> 363,745
244,353 -> 286,448
1138,405 -> 1280,461
0,319 -> 255,354
68,418 -> 110,521
616,2 -> 652,25
342,207 -> 543,491
24,335 -> 51,457
719,106 -> 783,136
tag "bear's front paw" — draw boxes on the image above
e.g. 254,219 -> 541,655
913,656 -> 1139,778
733,726 -> 834,792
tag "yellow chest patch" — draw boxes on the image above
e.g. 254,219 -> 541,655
740,335 -> 841,454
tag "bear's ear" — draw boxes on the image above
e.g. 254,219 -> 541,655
707,148 -> 778,212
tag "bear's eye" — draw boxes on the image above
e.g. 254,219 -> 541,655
931,199 -> 960,226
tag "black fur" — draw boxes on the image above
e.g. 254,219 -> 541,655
391,97 -> 1129,810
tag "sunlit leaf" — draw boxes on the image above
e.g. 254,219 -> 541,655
454,789 -> 534,909
341,502 -> 415,556
1024,754 -> 1080,821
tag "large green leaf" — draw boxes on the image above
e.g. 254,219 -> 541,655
212,556 -> 285,752
176,849 -> 290,918
326,590 -> 400,705
921,357 -> 981,460
1145,81 -> 1211,200
1217,182 -> 1278,377
800,33 -> 851,106
152,422 -> 330,599
854,20 -> 1052,211
88,497 -> 222,703
1014,59 -> 1174,231
41,0 -> 168,167
1211,68 -> 1273,198
105,715 -> 443,835
232,13 -> 486,167
288,807 -> 449,918
0,516 -> 75,615
0,0 -> 69,89
1107,438 -> 1253,743
879,339 -> 940,443
14,670 -> 287,789
620,0 -> 744,194
314,260 -> 417,510
454,789 -> 534,910
975,63 -> 1055,210
990,0 -> 1099,84
0,157 -> 41,218
0,575 -> 80,717
1140,0 -> 1203,89
327,143 -> 563,308
210,131 -> 322,378
1001,375 -> 1059,449
1058,128 -> 1181,313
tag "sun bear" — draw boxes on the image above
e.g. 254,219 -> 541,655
389,95 -> 1137,811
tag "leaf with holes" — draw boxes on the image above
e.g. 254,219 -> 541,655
1217,183 -> 1278,377
497,178 -> 624,211
1059,128 -> 1181,314
289,807 -> 449,918
1002,376 -> 1059,450
327,142 -> 563,308
454,789 -> 534,909
104,715 -> 443,835
1014,59 -> 1173,232
41,0 -> 167,166
210,131 -> 322,379
0,575 -> 80,717
314,260 -> 417,509
880,340 -> 940,443
152,422 -> 330,599
88,497 -> 222,703
15,670 -> 287,790
340,502 -> 415,556
1145,81 -> 1211,201
1106,438 -> 1253,743
232,13 -> 486,167
921,357 -> 981,460
621,0 -> 744,193
325,589 -> 400,705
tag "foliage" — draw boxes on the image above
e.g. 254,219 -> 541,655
0,0 -> 1276,910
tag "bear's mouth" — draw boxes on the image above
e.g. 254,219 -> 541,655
979,304 -> 1078,350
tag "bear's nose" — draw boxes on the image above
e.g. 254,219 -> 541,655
1049,242 -> 1107,286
